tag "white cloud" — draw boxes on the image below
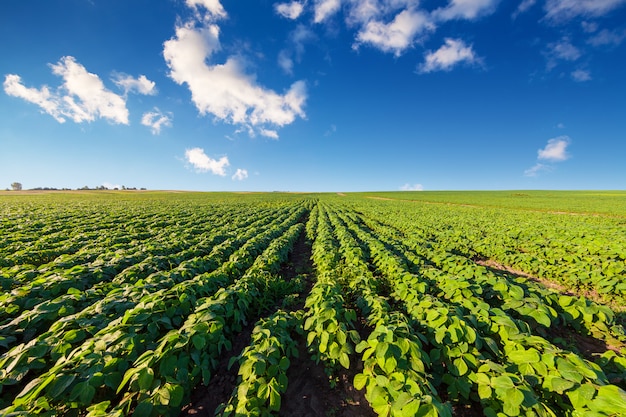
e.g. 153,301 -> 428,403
275,1 -> 305,19
524,136 -> 571,176
548,38 -> 581,60
314,0 -> 342,23
557,122 -> 565,128
434,0 -> 500,21
4,56 -> 128,124
419,38 -> 481,73
186,0 -> 227,20
163,22 -> 307,136
355,9 -> 434,56
141,108 -> 172,134
400,183 -> 424,191
538,136 -> 571,161
3,74 -> 64,122
545,37 -> 581,70
571,69 -> 591,82
512,0 -> 536,18
524,163 -> 551,177
545,0 -> 626,22
113,74 -> 157,95
260,128 -> 280,139
278,50 -> 294,74
232,168 -> 249,180
587,28 -> 626,47
184,147 -> 230,175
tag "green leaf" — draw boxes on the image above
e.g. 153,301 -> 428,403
133,401 -> 153,417
354,373 -> 368,390
320,331 -> 329,353
158,384 -> 171,405
168,384 -> 185,407
453,358 -> 468,377
269,388 -> 281,411
506,387 -> 525,407
191,334 -> 206,350
588,385 -> 626,415
47,374 -> 76,399
545,376 -> 575,394
279,356 -> 290,371
385,356 -> 398,375
492,375 -> 515,391
138,368 -> 154,391
566,383 -> 595,409
508,349 -> 540,364
416,403 -> 438,417
339,352 -> 350,369
478,384 -> 492,400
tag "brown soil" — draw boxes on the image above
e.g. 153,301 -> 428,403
279,339 -> 375,417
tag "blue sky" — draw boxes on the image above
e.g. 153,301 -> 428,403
1,0 -> 625,191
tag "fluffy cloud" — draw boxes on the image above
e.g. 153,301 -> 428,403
400,183 -> 424,191
524,136 -> 571,176
141,108 -> 173,134
275,1 -> 305,19
232,168 -> 249,180
186,0 -> 227,20
163,22 -> 307,137
419,38 -> 481,72
184,147 -> 230,175
545,0 -> 626,21
571,69 -> 591,82
4,56 -> 128,124
113,74 -> 157,95
314,0 -> 342,23
538,136 -> 571,161
434,0 -> 500,21
355,9 -> 434,56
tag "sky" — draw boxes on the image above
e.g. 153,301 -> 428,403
1,0 -> 625,192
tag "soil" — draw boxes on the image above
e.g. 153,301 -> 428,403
279,339 -> 375,417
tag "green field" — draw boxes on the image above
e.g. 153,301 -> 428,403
0,191 -> 625,416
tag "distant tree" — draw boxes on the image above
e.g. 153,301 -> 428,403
11,182 -> 22,191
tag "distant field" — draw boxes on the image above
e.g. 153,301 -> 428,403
1,191 -> 625,416
356,190 -> 626,216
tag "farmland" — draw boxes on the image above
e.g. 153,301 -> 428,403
0,190 -> 625,417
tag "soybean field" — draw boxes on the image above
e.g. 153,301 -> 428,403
0,191 -> 625,417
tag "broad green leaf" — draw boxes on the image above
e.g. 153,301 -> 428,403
133,401 -> 153,417
508,349 -> 540,364
354,373 -> 368,390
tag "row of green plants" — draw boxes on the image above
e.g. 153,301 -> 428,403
337,205 -> 625,416
0,205 -> 307,414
